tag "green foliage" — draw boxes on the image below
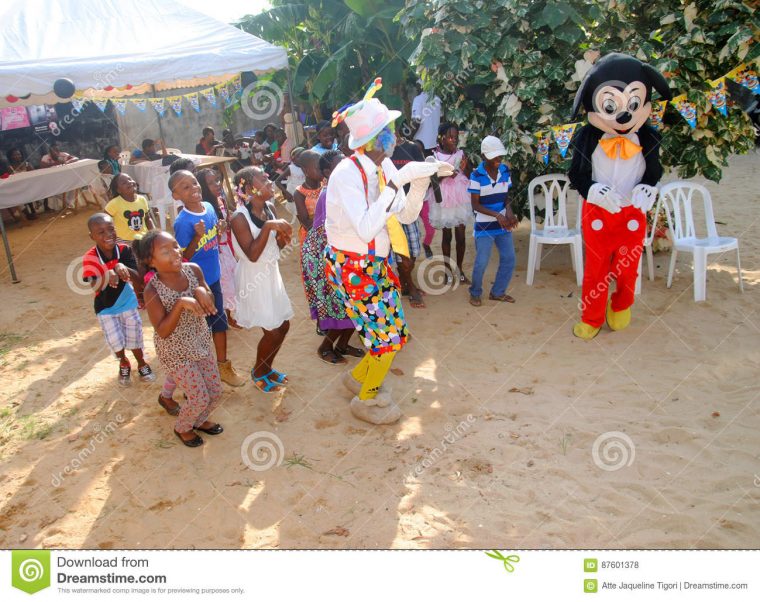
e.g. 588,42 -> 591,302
238,0 -> 414,119
401,0 -> 758,212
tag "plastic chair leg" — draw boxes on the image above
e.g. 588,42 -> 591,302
635,255 -> 642,295
693,250 -> 707,302
667,249 -> 678,288
534,242 -> 542,272
526,235 -> 537,286
736,247 -> 744,293
646,244 -> 654,281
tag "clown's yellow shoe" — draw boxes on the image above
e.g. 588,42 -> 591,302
606,303 -> 632,331
573,322 -> 601,340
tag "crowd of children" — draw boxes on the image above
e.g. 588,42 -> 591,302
79,111 -> 519,446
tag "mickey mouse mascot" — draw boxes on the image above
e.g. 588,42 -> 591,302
569,53 -> 671,339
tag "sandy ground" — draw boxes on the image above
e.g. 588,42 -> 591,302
0,153 -> 759,550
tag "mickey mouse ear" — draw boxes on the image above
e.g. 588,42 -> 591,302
643,64 -> 672,101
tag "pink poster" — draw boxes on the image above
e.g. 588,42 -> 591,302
0,106 -> 31,131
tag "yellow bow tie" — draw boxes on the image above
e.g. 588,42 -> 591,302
599,136 -> 643,160
377,166 -> 409,258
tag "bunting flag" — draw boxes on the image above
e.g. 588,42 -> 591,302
187,92 -> 201,113
671,94 -> 697,128
201,87 -> 217,107
707,78 -> 728,117
168,95 -> 183,117
551,123 -> 578,158
93,98 -> 109,113
218,85 -> 231,106
113,99 -> 128,115
649,100 -> 668,131
726,63 -> 759,94
71,98 -> 85,112
131,98 -> 147,111
535,131 -> 550,165
231,75 -> 242,93
149,98 -> 166,117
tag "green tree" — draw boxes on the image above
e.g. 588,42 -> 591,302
238,0 -> 415,120
401,0 -> 758,211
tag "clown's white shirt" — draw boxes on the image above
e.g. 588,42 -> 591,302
325,153 -> 406,257
591,131 -> 646,205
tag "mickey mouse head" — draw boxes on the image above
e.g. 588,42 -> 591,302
123,208 -> 146,231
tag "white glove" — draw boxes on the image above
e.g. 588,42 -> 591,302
587,183 -> 622,214
392,160 -> 443,187
424,156 -> 455,178
395,177 -> 430,224
631,184 -> 658,212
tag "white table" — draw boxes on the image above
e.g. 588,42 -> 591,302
122,154 -> 237,230
0,159 -> 100,283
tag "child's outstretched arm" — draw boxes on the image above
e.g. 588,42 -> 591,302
143,282 -> 207,338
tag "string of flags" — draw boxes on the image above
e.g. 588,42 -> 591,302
532,59 -> 759,164
72,74 -> 242,117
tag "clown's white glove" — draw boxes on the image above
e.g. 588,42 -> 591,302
587,183 -> 622,214
392,160 -> 450,187
425,156 -> 456,178
395,177 -> 430,224
631,184 -> 658,212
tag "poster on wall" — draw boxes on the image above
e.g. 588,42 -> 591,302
27,104 -> 58,134
0,106 -> 31,131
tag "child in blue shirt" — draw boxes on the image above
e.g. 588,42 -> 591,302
170,170 -> 245,387
467,136 -> 518,306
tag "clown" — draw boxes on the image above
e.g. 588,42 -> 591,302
325,79 -> 453,424
569,53 -> 671,339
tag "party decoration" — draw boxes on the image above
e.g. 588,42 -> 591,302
71,98 -> 85,112
187,92 -> 201,113
201,87 -> 217,107
671,94 -> 697,128
113,99 -> 128,115
218,85 -> 231,106
726,63 -> 759,94
707,79 -> 728,117
551,123 -> 577,158
53,78 -> 76,99
131,98 -> 147,112
535,131 -> 550,165
168,95 -> 183,117
93,98 -> 109,113
649,100 -> 668,131
149,98 -> 166,117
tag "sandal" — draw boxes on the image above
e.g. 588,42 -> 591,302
469,296 -> 482,307
459,273 -> 471,284
318,348 -> 347,365
408,291 -> 426,309
158,394 -> 180,416
335,344 -> 364,358
174,429 -> 203,448
252,372 -> 283,393
266,369 -> 289,384
195,422 -> 224,435
489,294 -> 515,303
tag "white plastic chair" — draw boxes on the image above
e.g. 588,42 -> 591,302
659,181 -> 743,302
118,150 -> 131,165
165,148 -> 182,155
635,194 -> 661,295
526,174 -> 583,286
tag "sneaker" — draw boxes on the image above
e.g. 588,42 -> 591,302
138,364 -> 157,383
118,362 -> 132,387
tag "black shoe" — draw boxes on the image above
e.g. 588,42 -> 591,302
195,423 -> 223,435
174,430 -> 204,447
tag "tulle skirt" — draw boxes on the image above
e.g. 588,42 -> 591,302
428,173 -> 474,229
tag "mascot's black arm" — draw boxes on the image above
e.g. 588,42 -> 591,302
637,125 -> 663,186
568,124 -> 603,198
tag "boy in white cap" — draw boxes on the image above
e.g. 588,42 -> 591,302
467,136 -> 519,306
326,78 -> 453,424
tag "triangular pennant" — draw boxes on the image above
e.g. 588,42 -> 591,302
71,98 -> 85,112
201,87 -> 217,107
149,98 -> 166,117
551,123 -> 577,158
93,98 -> 109,113
218,85 -> 231,105
671,94 -> 697,128
187,92 -> 201,113
649,100 -> 667,131
167,95 -> 183,117
725,63 -> 759,94
707,78 -> 728,117
113,99 -> 128,115
231,75 -> 242,93
535,131 -> 550,165
131,98 -> 147,112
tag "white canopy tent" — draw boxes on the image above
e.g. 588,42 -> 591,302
0,0 -> 289,282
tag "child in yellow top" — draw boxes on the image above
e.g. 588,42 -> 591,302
105,174 -> 156,243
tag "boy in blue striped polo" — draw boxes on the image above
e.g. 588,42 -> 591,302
467,136 -> 518,306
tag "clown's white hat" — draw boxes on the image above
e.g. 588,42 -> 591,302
333,78 -> 401,150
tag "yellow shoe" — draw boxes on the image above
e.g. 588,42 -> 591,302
573,322 -> 601,340
606,303 -> 632,331
218,360 -> 246,387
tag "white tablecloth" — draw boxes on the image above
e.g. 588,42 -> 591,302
0,159 -> 99,209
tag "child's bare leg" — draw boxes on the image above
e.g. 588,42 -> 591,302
114,349 -> 129,364
455,224 -> 469,283
212,330 -> 227,363
254,322 -> 289,378
130,348 -> 147,368
441,227 -> 453,278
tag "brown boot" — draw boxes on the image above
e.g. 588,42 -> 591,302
218,360 -> 245,387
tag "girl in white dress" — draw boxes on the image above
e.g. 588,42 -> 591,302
230,167 -> 295,393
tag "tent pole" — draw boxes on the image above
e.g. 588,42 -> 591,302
285,65 -> 301,146
151,85 -> 167,145
0,213 -> 20,283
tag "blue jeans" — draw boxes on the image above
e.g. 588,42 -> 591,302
469,232 -> 515,298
